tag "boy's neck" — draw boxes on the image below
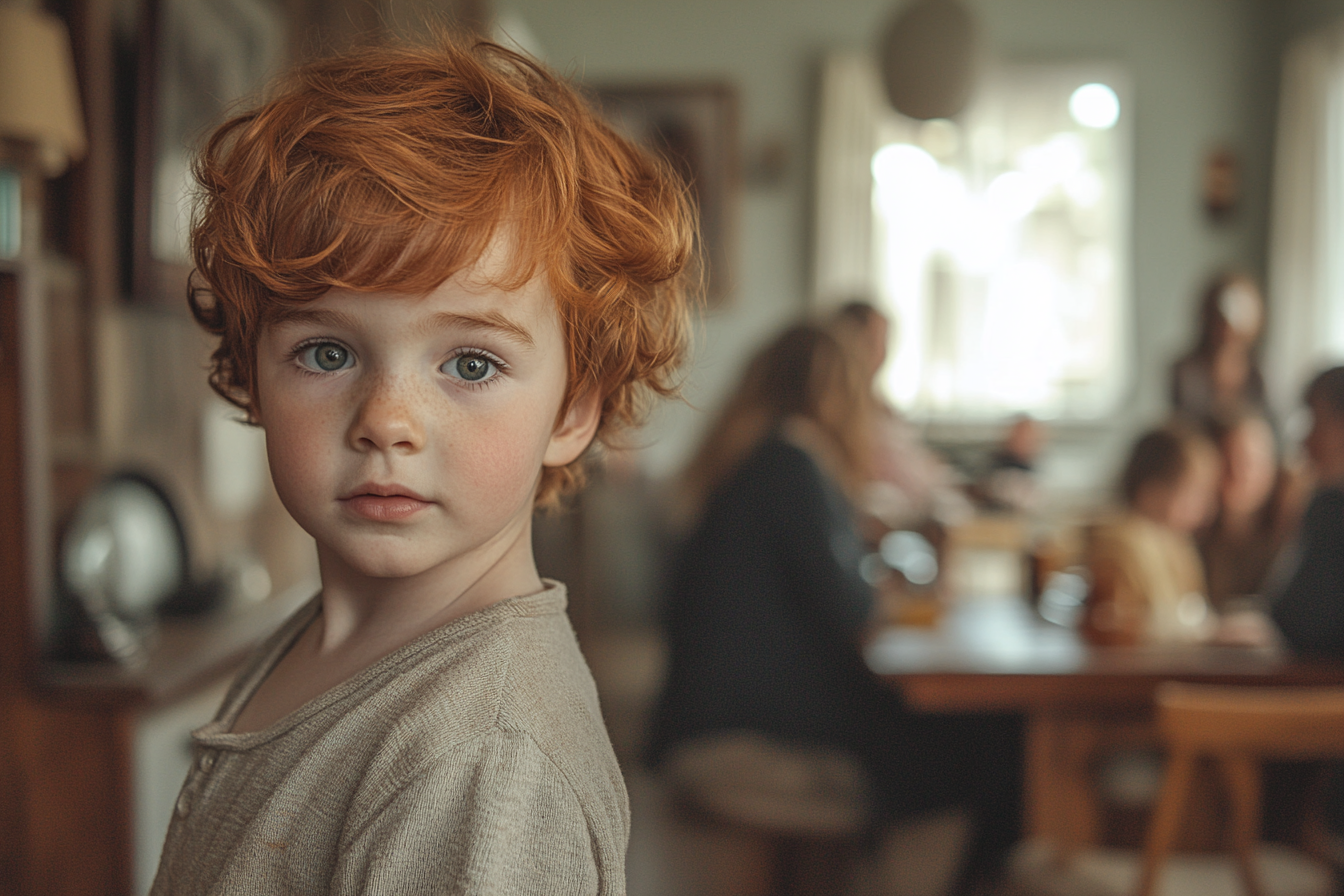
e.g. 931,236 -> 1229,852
310,520 -> 544,656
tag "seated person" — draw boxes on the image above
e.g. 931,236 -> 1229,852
974,414 -> 1046,515
1270,367 -> 1344,657
1170,271 -> 1269,427
1199,408 -> 1303,610
1082,424 -> 1220,645
829,300 -> 970,529
650,323 -> 1020,891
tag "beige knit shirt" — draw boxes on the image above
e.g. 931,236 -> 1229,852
149,582 -> 629,895
1087,513 -> 1211,644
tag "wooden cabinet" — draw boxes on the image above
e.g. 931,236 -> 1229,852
0,5 -> 311,894
0,204 -> 137,893
0,211 -> 308,896
1,3 -> 495,891
0,248 -> 309,894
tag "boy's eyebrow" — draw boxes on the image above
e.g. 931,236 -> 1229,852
268,307 -> 535,348
270,307 -> 360,330
421,311 -> 535,348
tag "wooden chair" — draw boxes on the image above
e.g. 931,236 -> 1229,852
1135,683 -> 1344,896
1012,683 -> 1344,896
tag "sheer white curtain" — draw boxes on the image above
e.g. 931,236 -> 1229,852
813,53 -> 887,311
1266,21 -> 1344,416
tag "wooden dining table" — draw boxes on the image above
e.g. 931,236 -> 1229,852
865,596 -> 1344,855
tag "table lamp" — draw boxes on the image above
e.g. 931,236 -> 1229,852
0,4 -> 87,176
0,4 -> 86,258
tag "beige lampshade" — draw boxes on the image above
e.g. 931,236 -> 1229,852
0,5 -> 87,176
879,0 -> 980,121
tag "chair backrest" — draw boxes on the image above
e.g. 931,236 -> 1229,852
1156,682 -> 1344,760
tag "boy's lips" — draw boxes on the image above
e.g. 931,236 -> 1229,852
340,484 -> 433,521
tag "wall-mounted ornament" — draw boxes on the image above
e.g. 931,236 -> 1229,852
1202,145 -> 1240,223
878,0 -> 981,121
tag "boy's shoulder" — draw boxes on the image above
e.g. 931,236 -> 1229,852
345,580 -> 628,844
365,580 -> 617,778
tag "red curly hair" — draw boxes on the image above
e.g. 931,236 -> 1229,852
189,37 -> 697,505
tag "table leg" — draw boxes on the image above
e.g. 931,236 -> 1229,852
1058,717 -> 1103,857
1025,711 -> 1062,842
1025,711 -> 1102,859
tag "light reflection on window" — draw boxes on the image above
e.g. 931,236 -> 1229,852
871,63 -> 1131,420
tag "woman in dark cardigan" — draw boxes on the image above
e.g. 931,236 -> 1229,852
649,323 -> 1019,888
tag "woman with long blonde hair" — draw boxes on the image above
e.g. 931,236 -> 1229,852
675,323 -> 871,523
650,323 -> 1021,892
650,322 -> 882,841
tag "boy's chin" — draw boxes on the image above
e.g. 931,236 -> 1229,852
319,544 -> 448,582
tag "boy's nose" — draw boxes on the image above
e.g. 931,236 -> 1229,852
349,374 -> 425,453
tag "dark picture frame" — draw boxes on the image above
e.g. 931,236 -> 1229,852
593,83 -> 739,306
132,0 -> 288,309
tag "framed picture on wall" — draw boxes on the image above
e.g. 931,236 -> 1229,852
132,0 -> 288,308
594,83 -> 739,307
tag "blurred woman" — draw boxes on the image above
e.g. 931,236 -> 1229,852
651,324 -> 879,787
1270,367 -> 1344,656
1170,272 -> 1269,426
829,300 -> 968,528
650,323 -> 1018,890
1199,408 -> 1301,609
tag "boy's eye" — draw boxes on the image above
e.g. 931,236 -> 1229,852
445,353 -> 498,383
300,342 -> 352,372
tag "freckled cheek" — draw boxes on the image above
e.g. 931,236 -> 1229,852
261,399 -> 344,519
447,413 -> 553,506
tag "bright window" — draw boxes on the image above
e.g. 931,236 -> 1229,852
869,62 -> 1132,420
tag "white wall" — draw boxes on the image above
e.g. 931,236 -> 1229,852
508,0 -> 1283,488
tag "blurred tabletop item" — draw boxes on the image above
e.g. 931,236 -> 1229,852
867,596 -> 1344,858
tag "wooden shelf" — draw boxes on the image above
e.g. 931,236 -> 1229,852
38,587 -> 311,709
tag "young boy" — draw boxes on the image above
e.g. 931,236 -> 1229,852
1082,424 -> 1221,645
150,38 -> 693,895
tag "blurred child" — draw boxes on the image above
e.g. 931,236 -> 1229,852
1270,367 -> 1344,656
151,37 -> 693,894
1082,425 -> 1221,645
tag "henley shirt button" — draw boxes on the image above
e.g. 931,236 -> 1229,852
175,791 -> 192,818
198,752 -> 215,773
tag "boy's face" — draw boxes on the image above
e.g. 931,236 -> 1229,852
253,240 -> 598,601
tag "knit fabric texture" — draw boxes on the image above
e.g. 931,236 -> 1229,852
149,581 -> 629,895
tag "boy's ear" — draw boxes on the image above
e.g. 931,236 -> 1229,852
544,389 -> 602,468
